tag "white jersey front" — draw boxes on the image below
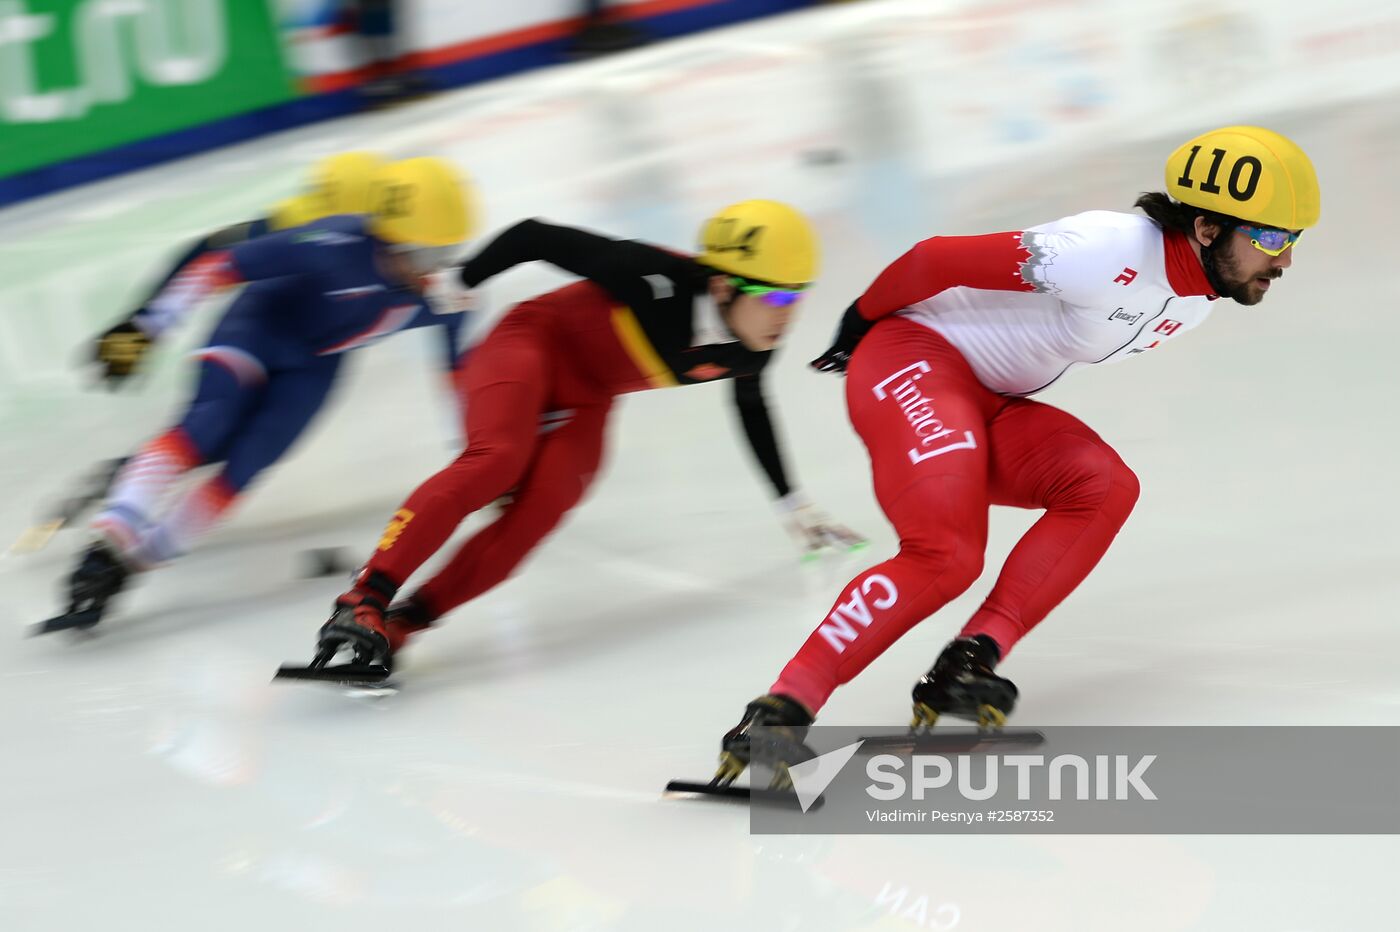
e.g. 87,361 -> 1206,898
855,211 -> 1218,396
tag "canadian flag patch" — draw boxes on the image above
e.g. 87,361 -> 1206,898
685,363 -> 730,381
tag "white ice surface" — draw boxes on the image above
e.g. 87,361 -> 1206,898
2,3 -> 1398,930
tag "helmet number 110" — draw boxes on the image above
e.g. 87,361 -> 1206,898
1174,146 -> 1262,202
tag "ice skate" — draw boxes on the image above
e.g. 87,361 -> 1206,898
909,634 -> 1018,731
274,593 -> 430,691
30,541 -> 131,636
714,693 -> 814,789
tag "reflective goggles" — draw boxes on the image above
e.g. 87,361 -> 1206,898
1236,224 -> 1301,257
729,276 -> 807,307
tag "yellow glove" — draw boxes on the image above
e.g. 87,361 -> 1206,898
93,320 -> 153,386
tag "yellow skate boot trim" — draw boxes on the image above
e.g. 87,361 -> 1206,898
977,704 -> 1008,730
714,751 -> 747,787
910,703 -> 940,731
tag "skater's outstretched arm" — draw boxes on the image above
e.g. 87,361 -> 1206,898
855,232 -> 1039,321
456,219 -> 664,307
129,219 -> 271,318
131,221 -> 359,338
733,371 -> 866,556
812,232 -> 1037,374
811,226 -> 1120,373
93,219 -> 274,386
731,370 -> 791,498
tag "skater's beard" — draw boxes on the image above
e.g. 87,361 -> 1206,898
1207,236 -> 1284,306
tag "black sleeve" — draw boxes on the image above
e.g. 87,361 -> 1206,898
134,219 -> 268,314
732,371 -> 792,498
456,218 -> 659,304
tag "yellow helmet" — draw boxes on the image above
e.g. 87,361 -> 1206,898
368,157 -> 479,248
696,199 -> 820,287
305,150 -> 386,217
268,195 -> 319,231
1165,126 -> 1320,229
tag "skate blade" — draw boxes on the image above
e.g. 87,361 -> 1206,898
859,729 -> 1045,753
8,519 -> 64,556
273,662 -> 396,693
663,779 -> 819,810
28,608 -> 102,637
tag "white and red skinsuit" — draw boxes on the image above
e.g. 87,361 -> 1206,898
771,210 -> 1219,713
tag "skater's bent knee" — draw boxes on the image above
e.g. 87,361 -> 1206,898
1051,438 -> 1138,510
1112,461 -> 1141,512
450,440 -> 534,491
901,536 -> 985,600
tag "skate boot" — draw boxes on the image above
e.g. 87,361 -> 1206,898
275,573 -> 415,688
32,541 -> 131,635
715,694 -> 814,789
910,634 -> 1018,730
317,590 -> 394,671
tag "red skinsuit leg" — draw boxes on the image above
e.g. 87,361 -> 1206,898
771,320 -> 997,714
957,398 -> 1139,653
771,318 -> 1140,714
414,402 -> 610,615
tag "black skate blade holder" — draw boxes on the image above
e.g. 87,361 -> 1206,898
273,645 -> 396,691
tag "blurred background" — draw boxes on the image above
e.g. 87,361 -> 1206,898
2,1 -> 1398,930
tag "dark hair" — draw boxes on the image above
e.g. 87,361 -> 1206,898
1134,191 -> 1239,239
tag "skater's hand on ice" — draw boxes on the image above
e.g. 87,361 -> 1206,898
92,319 -> 152,387
775,492 -> 867,561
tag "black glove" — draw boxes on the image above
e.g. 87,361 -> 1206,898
92,319 -> 153,387
809,302 -> 874,375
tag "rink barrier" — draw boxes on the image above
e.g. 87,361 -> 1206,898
0,0 -> 813,208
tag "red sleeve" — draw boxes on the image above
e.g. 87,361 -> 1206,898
855,232 -> 1035,321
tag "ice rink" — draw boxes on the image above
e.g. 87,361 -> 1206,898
3,2 -> 1399,929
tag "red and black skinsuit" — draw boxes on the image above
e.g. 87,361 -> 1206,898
346,218 -> 796,638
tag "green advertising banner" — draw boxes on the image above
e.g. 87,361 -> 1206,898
0,0 -> 296,179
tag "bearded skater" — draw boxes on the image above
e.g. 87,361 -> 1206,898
715,126 -> 1321,785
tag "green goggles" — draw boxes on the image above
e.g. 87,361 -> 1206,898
729,277 -> 807,307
